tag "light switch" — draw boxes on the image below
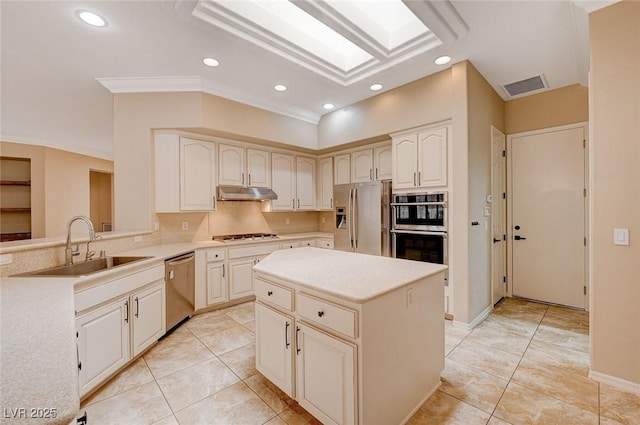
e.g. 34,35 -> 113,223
613,228 -> 629,246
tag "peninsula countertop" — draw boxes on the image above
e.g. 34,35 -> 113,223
253,247 -> 448,303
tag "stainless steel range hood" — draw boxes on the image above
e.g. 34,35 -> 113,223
217,185 -> 278,201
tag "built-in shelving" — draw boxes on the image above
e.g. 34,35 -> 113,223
0,157 -> 32,241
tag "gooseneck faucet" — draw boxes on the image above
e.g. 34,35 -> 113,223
65,215 -> 99,265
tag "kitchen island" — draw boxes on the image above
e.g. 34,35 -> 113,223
253,247 -> 447,425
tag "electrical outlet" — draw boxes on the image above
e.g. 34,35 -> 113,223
154,221 -> 160,231
182,221 -> 189,231
0,253 -> 13,265
285,217 -> 290,225
407,287 -> 413,307
134,235 -> 143,242
321,216 -> 326,224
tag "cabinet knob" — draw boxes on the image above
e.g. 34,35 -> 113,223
267,291 -> 273,296
318,311 -> 325,318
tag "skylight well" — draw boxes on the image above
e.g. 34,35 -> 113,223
192,0 -> 444,85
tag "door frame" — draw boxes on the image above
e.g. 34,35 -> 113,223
506,122 -> 589,308
490,126 -> 507,305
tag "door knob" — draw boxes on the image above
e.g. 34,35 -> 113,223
514,235 -> 527,240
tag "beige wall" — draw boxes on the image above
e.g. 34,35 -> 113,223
90,171 -> 113,232
466,62 -> 506,321
589,1 -> 640,387
505,84 -> 588,135
0,141 -> 113,238
317,69 -> 452,148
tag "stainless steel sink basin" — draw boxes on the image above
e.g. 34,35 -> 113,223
16,256 -> 152,277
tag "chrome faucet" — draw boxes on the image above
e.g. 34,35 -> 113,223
65,215 -> 99,265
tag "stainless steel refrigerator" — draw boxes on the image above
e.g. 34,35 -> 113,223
333,180 -> 392,256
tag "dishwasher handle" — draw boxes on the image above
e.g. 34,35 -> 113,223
166,252 -> 195,266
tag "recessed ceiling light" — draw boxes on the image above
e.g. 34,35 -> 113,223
435,55 -> 451,65
370,84 -> 383,91
274,84 -> 287,92
203,57 -> 220,67
323,103 -> 335,110
77,11 -> 106,27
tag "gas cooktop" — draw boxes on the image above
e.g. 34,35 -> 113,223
212,233 -> 279,242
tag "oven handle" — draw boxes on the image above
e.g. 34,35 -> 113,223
391,230 -> 448,237
390,202 -> 447,207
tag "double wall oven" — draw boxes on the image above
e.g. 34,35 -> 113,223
391,192 -> 447,265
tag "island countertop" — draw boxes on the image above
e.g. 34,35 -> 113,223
253,247 -> 448,303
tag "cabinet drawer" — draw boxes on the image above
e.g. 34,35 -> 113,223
317,239 -> 334,249
228,243 -> 279,259
297,294 -> 357,338
299,239 -> 316,247
205,248 -> 225,262
255,278 -> 293,311
279,241 -> 300,249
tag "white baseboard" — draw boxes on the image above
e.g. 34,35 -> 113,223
589,370 -> 640,395
452,305 -> 493,331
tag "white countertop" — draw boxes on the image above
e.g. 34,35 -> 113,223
254,247 -> 448,303
0,280 -> 79,425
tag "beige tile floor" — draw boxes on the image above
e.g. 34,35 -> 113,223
79,298 -> 640,425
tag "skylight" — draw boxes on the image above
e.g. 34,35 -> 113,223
214,0 -> 373,72
192,0 -> 446,85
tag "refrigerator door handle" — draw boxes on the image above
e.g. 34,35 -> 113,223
353,187 -> 358,249
348,187 -> 354,249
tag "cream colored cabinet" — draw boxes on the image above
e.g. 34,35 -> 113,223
374,145 -> 392,181
296,157 -> 316,210
131,281 -> 166,357
316,238 -> 334,249
206,250 -> 227,306
75,265 -> 166,398
334,154 -> 351,185
317,157 -> 334,210
228,258 -> 255,300
280,241 -> 301,249
392,126 -> 448,189
255,302 -> 294,397
155,134 -> 217,212
296,322 -> 356,425
299,239 -> 316,247
271,153 -> 315,211
219,144 -> 270,188
351,149 -> 374,183
77,296 -> 130,397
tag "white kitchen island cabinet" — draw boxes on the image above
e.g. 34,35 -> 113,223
253,248 -> 447,425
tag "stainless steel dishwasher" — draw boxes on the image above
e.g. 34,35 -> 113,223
165,252 -> 195,331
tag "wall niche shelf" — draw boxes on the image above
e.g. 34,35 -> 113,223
0,157 -> 32,242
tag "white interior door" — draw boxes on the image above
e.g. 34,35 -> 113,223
509,125 -> 586,308
491,127 -> 507,305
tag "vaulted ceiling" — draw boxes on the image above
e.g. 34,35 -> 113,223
0,1 -> 612,159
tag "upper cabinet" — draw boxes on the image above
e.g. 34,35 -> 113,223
271,153 -> 316,211
219,144 -> 270,188
374,145 -> 392,181
334,154 -> 350,185
392,126 -> 448,190
155,134 -> 217,212
351,149 -> 373,183
317,157 -> 333,210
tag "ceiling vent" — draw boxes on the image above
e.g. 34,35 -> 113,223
502,74 -> 548,98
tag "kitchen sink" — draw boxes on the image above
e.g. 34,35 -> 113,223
15,256 -> 152,277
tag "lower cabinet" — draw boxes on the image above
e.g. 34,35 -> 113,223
76,277 -> 165,398
295,323 -> 356,425
229,258 -> 256,299
255,303 -> 294,397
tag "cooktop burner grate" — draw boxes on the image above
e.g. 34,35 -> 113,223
213,233 -> 278,242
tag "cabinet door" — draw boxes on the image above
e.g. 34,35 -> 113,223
351,149 -> 373,183
296,323 -> 356,425
417,127 -> 448,187
318,157 -> 334,210
392,135 -> 418,189
132,281 -> 166,357
207,261 -> 227,305
374,145 -> 392,181
247,149 -> 271,188
229,258 -> 255,299
296,157 -> 316,210
77,297 -> 130,396
180,138 -> 216,211
219,144 -> 246,186
271,153 -> 296,211
333,154 -> 351,185
255,303 -> 294,397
